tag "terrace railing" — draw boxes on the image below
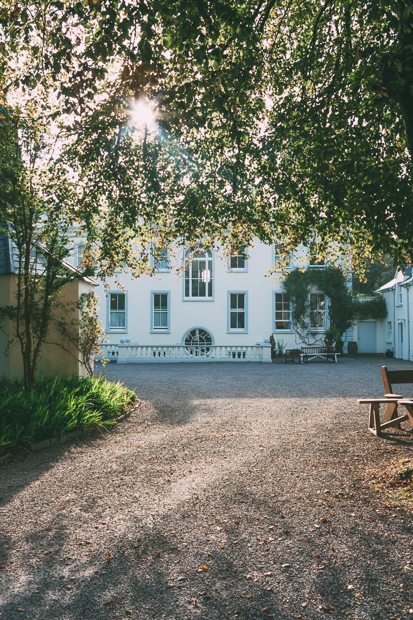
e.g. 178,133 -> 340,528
96,343 -> 271,363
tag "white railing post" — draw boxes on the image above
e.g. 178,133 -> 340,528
117,344 -> 128,364
255,341 -> 272,363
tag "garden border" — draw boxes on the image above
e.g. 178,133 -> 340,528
8,399 -> 143,455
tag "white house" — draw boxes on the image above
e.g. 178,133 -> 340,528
69,238 -> 353,363
368,266 -> 413,360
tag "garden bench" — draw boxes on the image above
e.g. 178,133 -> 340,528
380,365 -> 413,431
300,346 -> 339,364
284,349 -> 301,364
357,366 -> 413,436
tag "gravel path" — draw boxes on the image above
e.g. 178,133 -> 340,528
1,356 -> 413,620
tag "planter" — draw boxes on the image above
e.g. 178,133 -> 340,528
347,341 -> 358,355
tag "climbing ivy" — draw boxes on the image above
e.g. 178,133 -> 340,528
352,296 -> 388,322
282,268 -> 387,342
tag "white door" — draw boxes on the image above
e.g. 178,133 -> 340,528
398,322 -> 404,359
358,322 -> 377,353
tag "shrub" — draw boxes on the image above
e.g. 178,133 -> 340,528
0,375 -> 136,451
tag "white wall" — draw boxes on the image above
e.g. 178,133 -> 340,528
87,240 -> 349,349
376,276 -> 413,361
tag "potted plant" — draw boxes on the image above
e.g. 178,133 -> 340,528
335,333 -> 344,354
347,341 -> 358,355
269,334 -> 276,360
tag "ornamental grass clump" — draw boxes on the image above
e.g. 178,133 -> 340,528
0,375 -> 135,451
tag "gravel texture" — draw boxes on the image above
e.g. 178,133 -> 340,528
1,356 -> 413,620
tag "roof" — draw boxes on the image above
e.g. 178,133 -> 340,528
376,264 -> 413,293
0,234 -> 98,286
376,277 -> 398,293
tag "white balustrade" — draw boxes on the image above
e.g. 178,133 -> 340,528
97,344 -> 269,363
95,344 -> 119,361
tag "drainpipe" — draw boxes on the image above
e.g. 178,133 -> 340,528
394,284 -> 397,358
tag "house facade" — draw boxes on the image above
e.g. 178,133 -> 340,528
369,266 -> 413,360
69,238 -> 353,363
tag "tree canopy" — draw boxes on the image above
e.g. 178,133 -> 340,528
1,0 -> 413,274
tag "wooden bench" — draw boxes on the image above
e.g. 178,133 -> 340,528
381,366 -> 413,426
357,366 -> 413,436
300,346 -> 339,364
285,349 -> 301,364
357,398 -> 408,436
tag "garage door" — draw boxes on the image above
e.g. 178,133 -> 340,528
358,322 -> 377,353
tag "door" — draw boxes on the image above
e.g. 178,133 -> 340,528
398,322 -> 404,359
357,322 -> 377,353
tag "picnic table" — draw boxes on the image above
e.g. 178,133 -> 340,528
300,346 -> 339,364
284,346 -> 339,364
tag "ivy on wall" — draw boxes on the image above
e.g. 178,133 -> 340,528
282,267 -> 387,341
352,296 -> 388,322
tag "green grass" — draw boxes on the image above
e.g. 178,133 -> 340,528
0,375 -> 136,451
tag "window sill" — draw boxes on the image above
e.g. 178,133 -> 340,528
106,330 -> 127,334
228,269 -> 248,273
396,304 -> 403,307
183,298 -> 214,302
274,330 -> 294,333
150,329 -> 170,334
227,331 -> 248,334
155,269 -> 170,273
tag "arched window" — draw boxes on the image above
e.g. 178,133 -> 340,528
184,250 -> 213,299
184,328 -> 213,356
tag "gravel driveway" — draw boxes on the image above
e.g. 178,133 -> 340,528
1,356 -> 412,620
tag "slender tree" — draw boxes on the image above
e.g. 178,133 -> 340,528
0,96 -> 102,386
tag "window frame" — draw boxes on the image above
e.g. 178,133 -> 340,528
150,291 -> 170,333
106,291 -> 128,333
151,243 -> 170,272
228,247 -> 248,272
273,244 -> 292,270
398,285 -> 403,306
387,320 -> 393,342
227,291 -> 248,333
183,249 -> 214,301
75,242 -> 85,268
273,291 -> 293,332
182,326 -> 215,346
309,292 -> 327,330
308,251 -> 325,268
